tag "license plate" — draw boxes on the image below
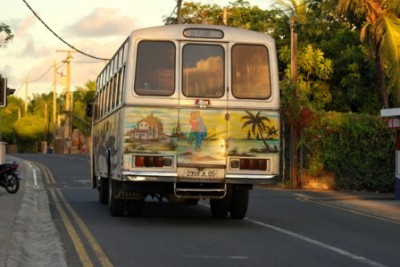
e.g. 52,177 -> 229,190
179,168 -> 223,179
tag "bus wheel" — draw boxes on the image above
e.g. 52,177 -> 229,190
127,199 -> 145,217
99,177 -> 109,205
229,189 -> 249,219
210,197 -> 229,219
108,179 -> 125,216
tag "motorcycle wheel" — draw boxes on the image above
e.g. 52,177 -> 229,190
5,173 -> 19,194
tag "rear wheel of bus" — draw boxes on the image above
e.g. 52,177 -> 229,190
210,196 -> 230,219
230,189 -> 249,219
98,177 -> 108,204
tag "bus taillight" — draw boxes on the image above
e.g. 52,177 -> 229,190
134,155 -> 173,168
135,156 -> 145,167
154,156 -> 164,167
231,158 -> 269,171
240,159 -> 249,169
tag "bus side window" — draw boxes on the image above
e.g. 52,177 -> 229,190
232,44 -> 271,99
135,41 -> 175,96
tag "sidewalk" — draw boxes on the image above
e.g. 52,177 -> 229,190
297,190 -> 400,223
0,175 -> 25,266
0,157 -> 66,267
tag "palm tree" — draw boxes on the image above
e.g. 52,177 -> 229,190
241,111 -> 271,150
338,0 -> 400,107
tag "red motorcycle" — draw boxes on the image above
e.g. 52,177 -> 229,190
0,161 -> 21,194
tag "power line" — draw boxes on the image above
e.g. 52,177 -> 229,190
22,0 -> 109,61
27,61 -> 65,83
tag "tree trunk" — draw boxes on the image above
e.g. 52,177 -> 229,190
290,124 -> 299,188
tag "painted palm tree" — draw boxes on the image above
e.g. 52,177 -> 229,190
241,110 -> 271,151
265,125 -> 279,140
338,0 -> 400,107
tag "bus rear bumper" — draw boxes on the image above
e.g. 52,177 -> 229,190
225,174 -> 279,185
123,171 -> 279,185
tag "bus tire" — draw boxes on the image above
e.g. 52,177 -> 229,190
99,177 -> 109,205
210,197 -> 229,219
127,199 -> 145,217
229,189 -> 249,219
108,179 -> 125,217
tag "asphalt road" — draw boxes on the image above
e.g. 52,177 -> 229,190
4,153 -> 400,267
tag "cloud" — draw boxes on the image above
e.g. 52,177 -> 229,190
17,34 -> 53,58
63,7 -> 136,37
12,15 -> 36,37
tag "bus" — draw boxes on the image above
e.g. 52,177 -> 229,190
91,24 -> 280,219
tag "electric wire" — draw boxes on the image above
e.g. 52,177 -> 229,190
21,0 -> 109,61
27,62 -> 65,83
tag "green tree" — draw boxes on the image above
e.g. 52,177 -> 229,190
0,96 -> 23,144
0,22 -> 13,47
165,1 -> 222,24
72,80 -> 95,135
13,114 -> 45,152
338,0 -> 400,107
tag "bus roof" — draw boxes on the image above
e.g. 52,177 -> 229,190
128,24 -> 275,44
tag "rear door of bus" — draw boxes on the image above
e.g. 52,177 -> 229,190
176,41 -> 228,182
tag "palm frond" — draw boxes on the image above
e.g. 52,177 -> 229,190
378,15 -> 400,103
386,0 -> 400,16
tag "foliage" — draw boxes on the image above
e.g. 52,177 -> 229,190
0,96 -> 24,144
0,78 -> 95,151
72,80 -> 95,135
303,112 -> 395,192
280,44 -> 333,111
12,114 -> 47,152
337,0 -> 400,107
0,22 -> 14,47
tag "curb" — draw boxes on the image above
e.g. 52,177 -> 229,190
5,158 -> 67,267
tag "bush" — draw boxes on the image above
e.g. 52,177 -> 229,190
303,112 -> 395,192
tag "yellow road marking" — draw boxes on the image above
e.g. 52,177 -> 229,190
55,188 -> 114,267
49,189 -> 94,267
40,163 -> 114,267
35,161 -> 55,184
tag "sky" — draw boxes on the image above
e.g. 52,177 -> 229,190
0,0 -> 273,99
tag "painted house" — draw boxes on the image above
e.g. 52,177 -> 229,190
127,119 -> 159,140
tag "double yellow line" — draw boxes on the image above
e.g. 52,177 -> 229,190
36,162 -> 113,267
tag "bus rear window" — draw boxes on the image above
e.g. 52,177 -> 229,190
135,41 -> 175,96
232,44 -> 271,99
182,44 -> 224,98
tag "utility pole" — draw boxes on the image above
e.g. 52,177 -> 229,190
290,16 -> 298,81
56,50 -> 76,143
56,50 -> 76,153
289,15 -> 299,188
223,7 -> 228,25
177,0 -> 183,24
53,60 -> 57,137
24,76 -> 28,113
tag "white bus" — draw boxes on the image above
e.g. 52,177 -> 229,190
91,24 -> 280,219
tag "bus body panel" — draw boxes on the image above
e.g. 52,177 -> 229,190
92,24 -> 281,217
92,108 -> 124,180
